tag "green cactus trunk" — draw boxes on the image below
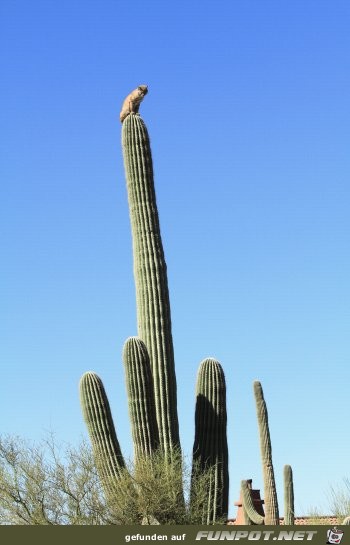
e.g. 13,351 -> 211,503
191,358 -> 229,523
283,465 -> 295,525
79,371 -> 126,498
254,381 -> 279,525
122,114 -> 180,457
123,336 -> 160,461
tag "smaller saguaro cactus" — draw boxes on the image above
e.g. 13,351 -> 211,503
283,465 -> 295,525
191,358 -> 229,524
241,381 -> 279,525
79,371 -> 126,499
254,380 -> 279,525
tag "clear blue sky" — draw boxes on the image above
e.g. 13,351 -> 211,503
1,0 -> 349,518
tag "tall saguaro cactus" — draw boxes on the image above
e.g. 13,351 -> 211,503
121,114 -> 180,456
253,380 -> 279,525
191,358 -> 229,523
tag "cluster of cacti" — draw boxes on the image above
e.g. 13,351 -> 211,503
79,96 -> 297,525
79,109 -> 229,523
240,381 -> 295,525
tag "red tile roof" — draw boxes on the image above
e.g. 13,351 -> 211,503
227,515 -> 340,525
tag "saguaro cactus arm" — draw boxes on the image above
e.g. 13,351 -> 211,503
191,358 -> 229,523
241,480 -> 265,525
79,371 -> 126,498
123,336 -> 160,461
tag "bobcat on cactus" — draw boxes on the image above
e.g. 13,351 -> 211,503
120,85 -> 148,122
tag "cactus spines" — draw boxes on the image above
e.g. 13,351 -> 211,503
253,380 -> 279,525
283,465 -> 295,525
79,372 -> 126,497
122,114 -> 179,456
191,358 -> 229,523
123,337 -> 160,461
241,480 -> 265,525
